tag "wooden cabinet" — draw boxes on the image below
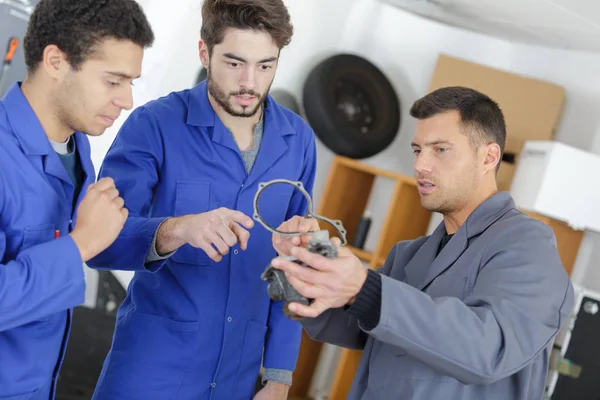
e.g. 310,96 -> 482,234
314,156 -> 432,269
521,210 -> 584,276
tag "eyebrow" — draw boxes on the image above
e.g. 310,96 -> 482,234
107,71 -> 139,80
411,140 -> 453,147
223,52 -> 277,64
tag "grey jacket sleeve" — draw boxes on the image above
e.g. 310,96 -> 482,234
300,307 -> 368,350
362,227 -> 574,385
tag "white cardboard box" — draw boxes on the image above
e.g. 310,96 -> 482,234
510,141 -> 600,232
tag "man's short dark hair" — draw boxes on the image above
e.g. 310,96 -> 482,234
201,0 -> 293,55
410,86 -> 506,163
24,0 -> 155,73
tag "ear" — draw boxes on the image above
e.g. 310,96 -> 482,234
483,142 -> 502,173
198,40 -> 209,69
41,44 -> 70,80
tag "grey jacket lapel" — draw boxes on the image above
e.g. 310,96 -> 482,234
419,227 -> 468,291
403,223 -> 447,289
405,192 -> 516,291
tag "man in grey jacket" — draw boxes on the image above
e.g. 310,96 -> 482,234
271,86 -> 575,399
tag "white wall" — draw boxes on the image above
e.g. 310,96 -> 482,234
90,0 -> 600,289
279,0 -> 600,288
87,0 -> 203,172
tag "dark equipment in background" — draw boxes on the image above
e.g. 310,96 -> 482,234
54,307 -> 116,400
551,295 -> 600,399
270,89 -> 301,115
302,53 -> 401,159
195,66 -> 208,85
0,36 -> 19,90
352,210 -> 372,249
54,272 -> 127,400
0,0 -> 36,97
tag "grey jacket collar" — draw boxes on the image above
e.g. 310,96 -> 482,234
405,191 -> 515,291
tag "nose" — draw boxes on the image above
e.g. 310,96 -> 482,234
413,151 -> 433,176
114,85 -> 134,111
239,66 -> 256,91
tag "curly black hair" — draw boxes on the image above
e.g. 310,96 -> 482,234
24,0 -> 155,73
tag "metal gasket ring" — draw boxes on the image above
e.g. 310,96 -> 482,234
252,179 -> 348,246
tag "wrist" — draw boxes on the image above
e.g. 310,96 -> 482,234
264,380 -> 289,393
156,216 -> 189,254
347,269 -> 383,330
348,266 -> 368,305
69,230 -> 94,262
170,216 -> 190,244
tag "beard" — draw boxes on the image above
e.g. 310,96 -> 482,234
418,166 -> 481,214
206,70 -> 270,118
52,73 -> 92,135
420,188 -> 463,214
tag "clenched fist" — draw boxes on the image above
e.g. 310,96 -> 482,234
70,177 -> 128,262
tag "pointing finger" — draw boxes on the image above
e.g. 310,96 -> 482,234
231,223 -> 251,250
228,210 -> 254,229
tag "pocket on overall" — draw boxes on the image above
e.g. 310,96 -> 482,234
170,181 -> 215,266
21,224 -> 56,327
21,223 -> 55,250
99,311 -> 199,399
234,320 -> 268,399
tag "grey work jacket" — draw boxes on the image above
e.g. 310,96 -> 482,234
302,192 -> 574,400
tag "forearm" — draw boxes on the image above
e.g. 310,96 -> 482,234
347,269 -> 382,330
145,219 -> 175,263
87,216 -> 167,272
154,215 -> 189,255
0,236 -> 85,331
301,307 -> 368,350
364,275 -> 560,384
256,380 -> 290,398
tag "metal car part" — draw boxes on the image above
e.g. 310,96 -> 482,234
253,179 -> 348,320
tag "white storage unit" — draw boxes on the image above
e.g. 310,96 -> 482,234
510,141 -> 600,233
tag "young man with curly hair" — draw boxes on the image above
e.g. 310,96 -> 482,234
0,1 -> 154,399
86,0 -> 316,399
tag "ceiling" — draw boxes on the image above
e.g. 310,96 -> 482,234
379,0 -> 600,53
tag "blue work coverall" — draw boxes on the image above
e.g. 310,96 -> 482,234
87,80 -> 317,400
0,83 -> 92,399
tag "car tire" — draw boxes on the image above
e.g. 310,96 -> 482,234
302,54 -> 401,159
